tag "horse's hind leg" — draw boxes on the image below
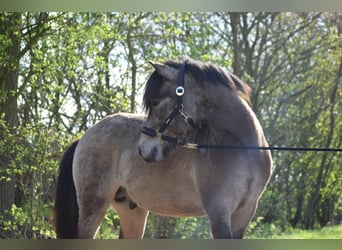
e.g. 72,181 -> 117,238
75,177 -> 119,238
113,202 -> 149,239
74,174 -> 117,238
77,194 -> 111,238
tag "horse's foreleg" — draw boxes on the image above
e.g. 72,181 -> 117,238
206,207 -> 233,239
201,190 -> 234,239
206,200 -> 258,238
231,200 -> 258,239
113,203 -> 149,239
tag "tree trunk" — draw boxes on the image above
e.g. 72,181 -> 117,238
229,13 -> 242,77
0,12 -> 21,238
304,47 -> 341,229
127,29 -> 137,113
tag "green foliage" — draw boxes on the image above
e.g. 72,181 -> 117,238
0,114 -> 70,238
173,217 -> 211,239
0,12 -> 341,238
0,203 -> 55,239
143,215 -> 211,239
96,208 -> 120,239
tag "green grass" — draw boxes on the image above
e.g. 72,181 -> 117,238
247,224 -> 342,239
270,225 -> 342,239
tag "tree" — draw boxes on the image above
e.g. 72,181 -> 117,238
0,12 -> 21,238
1,12 -> 340,238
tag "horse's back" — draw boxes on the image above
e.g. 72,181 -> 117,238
76,113 -> 144,147
72,113 -> 144,198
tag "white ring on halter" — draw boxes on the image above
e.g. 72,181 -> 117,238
176,86 -> 185,96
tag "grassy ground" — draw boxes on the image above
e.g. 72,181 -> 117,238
247,224 -> 342,239
271,226 -> 342,239
96,224 -> 342,239
95,211 -> 342,239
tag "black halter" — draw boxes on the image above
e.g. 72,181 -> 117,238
141,63 -> 342,153
141,63 -> 197,145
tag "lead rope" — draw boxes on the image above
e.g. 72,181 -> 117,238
142,62 -> 342,153
182,143 -> 342,152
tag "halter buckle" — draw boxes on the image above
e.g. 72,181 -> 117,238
176,86 -> 185,96
184,143 -> 199,149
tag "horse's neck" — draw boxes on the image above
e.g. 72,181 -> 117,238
202,95 -> 266,147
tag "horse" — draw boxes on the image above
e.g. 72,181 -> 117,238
54,58 -> 272,239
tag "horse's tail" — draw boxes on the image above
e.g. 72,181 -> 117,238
54,140 -> 79,239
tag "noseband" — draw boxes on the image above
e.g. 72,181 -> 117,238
141,63 -> 197,145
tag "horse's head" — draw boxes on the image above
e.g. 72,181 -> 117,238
138,58 -> 252,163
138,60 -> 200,162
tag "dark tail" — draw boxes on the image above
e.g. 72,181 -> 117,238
54,140 -> 79,239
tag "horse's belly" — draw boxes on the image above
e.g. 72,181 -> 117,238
133,191 -> 206,217
118,147 -> 206,217
123,165 -> 205,216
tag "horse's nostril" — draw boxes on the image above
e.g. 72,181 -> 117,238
138,146 -> 143,157
138,145 -> 159,162
150,147 -> 157,160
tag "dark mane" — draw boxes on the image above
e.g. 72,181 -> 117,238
143,58 -> 252,114
143,70 -> 164,114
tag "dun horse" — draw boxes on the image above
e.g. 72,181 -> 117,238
54,58 -> 272,239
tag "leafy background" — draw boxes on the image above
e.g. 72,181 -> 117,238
0,12 -> 341,238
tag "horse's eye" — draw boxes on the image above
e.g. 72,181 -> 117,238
150,99 -> 160,107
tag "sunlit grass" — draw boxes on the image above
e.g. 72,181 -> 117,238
270,226 -> 342,239
247,224 -> 342,239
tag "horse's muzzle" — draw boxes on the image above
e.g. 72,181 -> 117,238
138,144 -> 161,163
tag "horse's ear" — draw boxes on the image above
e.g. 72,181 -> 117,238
148,61 -> 178,82
148,61 -> 159,70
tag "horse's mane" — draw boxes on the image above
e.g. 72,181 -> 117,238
143,59 -> 252,114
